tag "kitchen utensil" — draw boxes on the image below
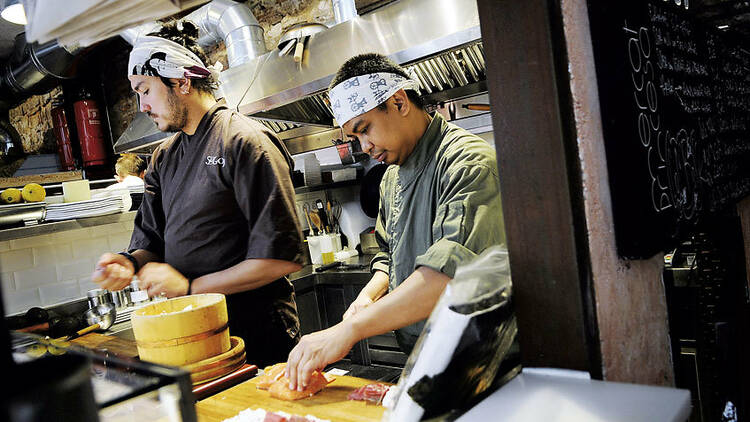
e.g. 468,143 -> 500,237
331,199 -> 342,233
309,210 -> 323,235
462,103 -> 491,111
184,336 -> 246,385
110,286 -> 134,308
131,294 -> 230,367
294,36 -> 306,63
87,288 -> 113,308
315,261 -> 342,272
302,202 -> 313,232
277,22 -> 328,63
130,277 -> 150,303
61,303 -> 116,341
315,199 -> 329,232
327,200 -> 333,231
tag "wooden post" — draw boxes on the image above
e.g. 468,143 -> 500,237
476,0 -> 601,374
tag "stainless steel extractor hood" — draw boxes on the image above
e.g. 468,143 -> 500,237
220,0 -> 485,136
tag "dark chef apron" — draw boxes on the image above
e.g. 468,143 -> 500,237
225,277 -> 300,368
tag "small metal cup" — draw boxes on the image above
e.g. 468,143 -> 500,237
109,288 -> 133,308
86,288 -> 112,309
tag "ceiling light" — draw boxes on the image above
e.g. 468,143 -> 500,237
717,24 -> 730,30
1,0 -> 27,25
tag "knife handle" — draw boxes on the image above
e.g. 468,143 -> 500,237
315,261 -> 342,272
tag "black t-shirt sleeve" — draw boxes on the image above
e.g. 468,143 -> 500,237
231,132 -> 305,265
128,147 -> 166,257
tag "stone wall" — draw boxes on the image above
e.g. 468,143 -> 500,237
8,86 -> 62,155
249,0 -> 335,52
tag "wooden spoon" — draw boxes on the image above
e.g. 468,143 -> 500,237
309,210 -> 322,235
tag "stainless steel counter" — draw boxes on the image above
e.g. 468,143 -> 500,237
0,211 -> 137,241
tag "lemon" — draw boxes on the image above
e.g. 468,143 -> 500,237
25,344 -> 47,358
0,188 -> 22,204
21,183 -> 46,202
47,345 -> 67,355
47,338 -> 69,355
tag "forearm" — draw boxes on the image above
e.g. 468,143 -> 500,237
358,270 -> 389,302
346,266 -> 450,341
131,249 -> 160,270
191,258 -> 302,295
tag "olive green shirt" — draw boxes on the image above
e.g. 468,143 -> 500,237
371,113 -> 505,339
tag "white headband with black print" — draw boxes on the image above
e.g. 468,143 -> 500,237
128,35 -> 223,81
328,72 -> 420,125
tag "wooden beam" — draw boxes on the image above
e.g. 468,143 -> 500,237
0,171 -> 83,189
477,0 -> 599,373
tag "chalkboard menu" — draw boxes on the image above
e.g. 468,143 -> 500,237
587,0 -> 750,259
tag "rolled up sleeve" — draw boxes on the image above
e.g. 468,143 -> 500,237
414,163 -> 504,278
370,184 -> 391,274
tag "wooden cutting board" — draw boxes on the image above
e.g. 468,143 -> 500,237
70,332 -> 139,358
196,374 -> 389,422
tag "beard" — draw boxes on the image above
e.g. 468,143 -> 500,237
159,88 -> 189,132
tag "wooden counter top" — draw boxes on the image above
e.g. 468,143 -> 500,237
196,374 -> 389,422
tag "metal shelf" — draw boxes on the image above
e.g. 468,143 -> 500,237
294,178 -> 360,194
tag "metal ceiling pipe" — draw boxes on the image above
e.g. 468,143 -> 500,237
182,0 -> 267,67
120,0 -> 266,68
332,0 -> 358,24
119,22 -> 161,47
0,34 -> 79,111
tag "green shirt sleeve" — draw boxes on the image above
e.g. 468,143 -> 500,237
370,179 -> 391,275
414,162 -> 504,278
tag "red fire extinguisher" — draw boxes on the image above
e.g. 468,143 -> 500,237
50,98 -> 76,171
73,90 -> 107,167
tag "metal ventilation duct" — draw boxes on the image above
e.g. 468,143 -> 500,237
183,0 -> 267,67
0,34 -> 79,112
220,0 -> 483,135
332,0 -> 358,24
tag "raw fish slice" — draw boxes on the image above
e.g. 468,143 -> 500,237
268,371 -> 334,401
347,382 -> 390,404
256,363 -> 287,390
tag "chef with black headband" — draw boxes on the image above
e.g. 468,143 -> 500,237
285,53 -> 505,391
91,20 -> 306,367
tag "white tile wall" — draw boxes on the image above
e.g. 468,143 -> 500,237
1,223 -> 135,315
1,186 -> 373,315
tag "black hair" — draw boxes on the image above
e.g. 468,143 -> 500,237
329,53 -> 424,109
146,20 -> 218,95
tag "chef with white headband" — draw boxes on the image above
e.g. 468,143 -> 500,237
285,53 -> 506,391
92,20 -> 307,368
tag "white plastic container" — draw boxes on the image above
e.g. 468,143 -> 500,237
307,235 -> 323,265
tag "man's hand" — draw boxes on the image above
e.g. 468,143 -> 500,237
285,321 -> 358,391
92,253 -> 135,291
342,295 -> 373,321
137,262 -> 189,298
